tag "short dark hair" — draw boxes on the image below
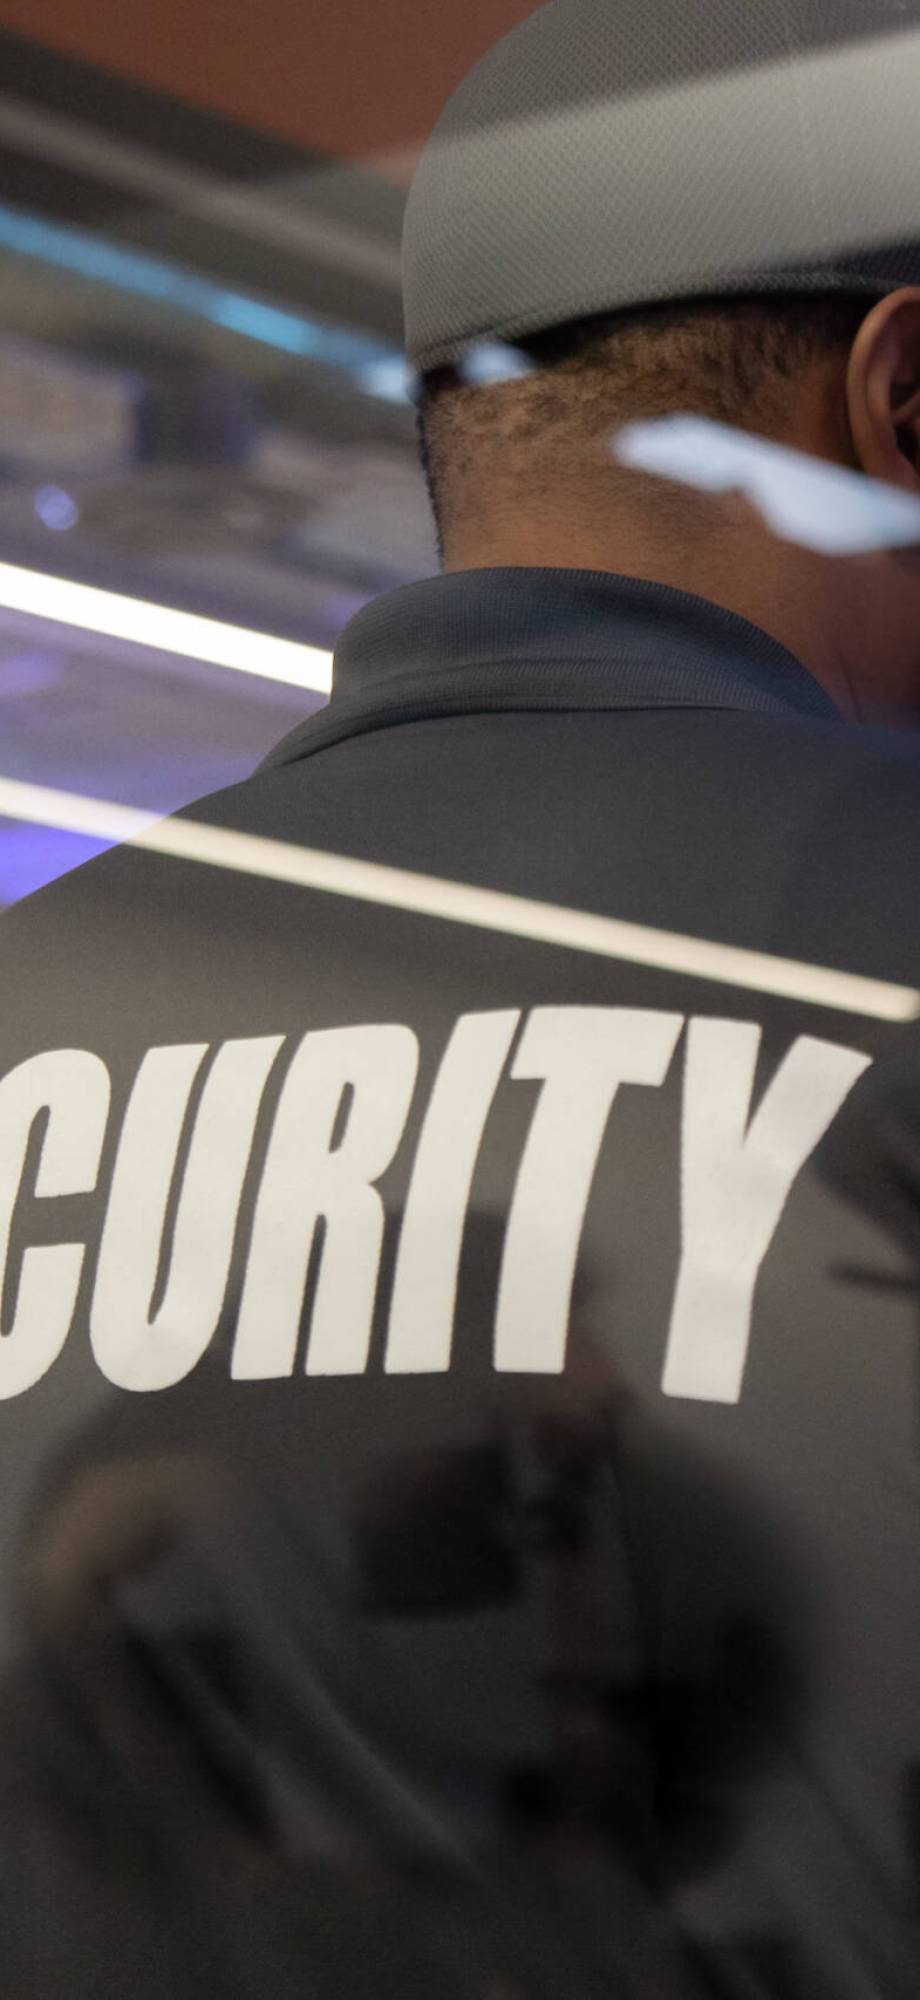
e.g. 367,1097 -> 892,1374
415,291 -> 875,563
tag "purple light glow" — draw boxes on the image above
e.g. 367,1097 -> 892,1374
0,820 -> 114,905
33,486 -> 80,532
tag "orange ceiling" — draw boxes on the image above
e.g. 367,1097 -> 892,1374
14,1 -> 537,170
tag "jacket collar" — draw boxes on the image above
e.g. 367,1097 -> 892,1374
259,566 -> 841,771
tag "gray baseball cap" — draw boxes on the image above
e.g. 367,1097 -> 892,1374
402,0 -> 920,376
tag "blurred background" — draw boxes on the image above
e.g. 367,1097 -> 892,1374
0,2 -> 535,904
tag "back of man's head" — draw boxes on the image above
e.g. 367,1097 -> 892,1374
402,0 -> 920,575
414,292 -> 871,567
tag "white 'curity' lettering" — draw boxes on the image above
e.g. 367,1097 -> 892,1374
92,1037 -> 283,1391
661,1021 -> 872,1403
0,1049 -> 110,1399
385,1010 -> 521,1373
232,1024 -> 418,1380
494,1008 -> 685,1373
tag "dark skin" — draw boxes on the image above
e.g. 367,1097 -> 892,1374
444,287 -> 920,731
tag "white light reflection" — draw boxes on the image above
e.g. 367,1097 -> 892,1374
611,416 -> 920,556
0,562 -> 332,693
455,343 -> 537,387
0,775 -> 914,1023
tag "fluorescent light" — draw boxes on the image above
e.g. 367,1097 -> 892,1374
0,561 -> 332,693
0,774 -> 914,1023
0,200 -> 404,381
0,778 -> 151,844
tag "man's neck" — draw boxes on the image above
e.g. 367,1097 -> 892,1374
443,523 -> 862,725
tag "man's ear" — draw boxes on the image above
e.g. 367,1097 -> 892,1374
846,289 -> 920,493
894,392 -> 920,472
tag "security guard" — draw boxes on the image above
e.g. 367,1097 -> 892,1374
4,2 -> 920,1994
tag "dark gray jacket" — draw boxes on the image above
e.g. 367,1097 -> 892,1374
0,565 -> 919,1999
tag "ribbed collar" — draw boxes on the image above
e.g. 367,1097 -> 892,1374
259,566 -> 841,771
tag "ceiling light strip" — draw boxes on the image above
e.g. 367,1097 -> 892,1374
0,561 -> 333,692
0,775 -> 913,1023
